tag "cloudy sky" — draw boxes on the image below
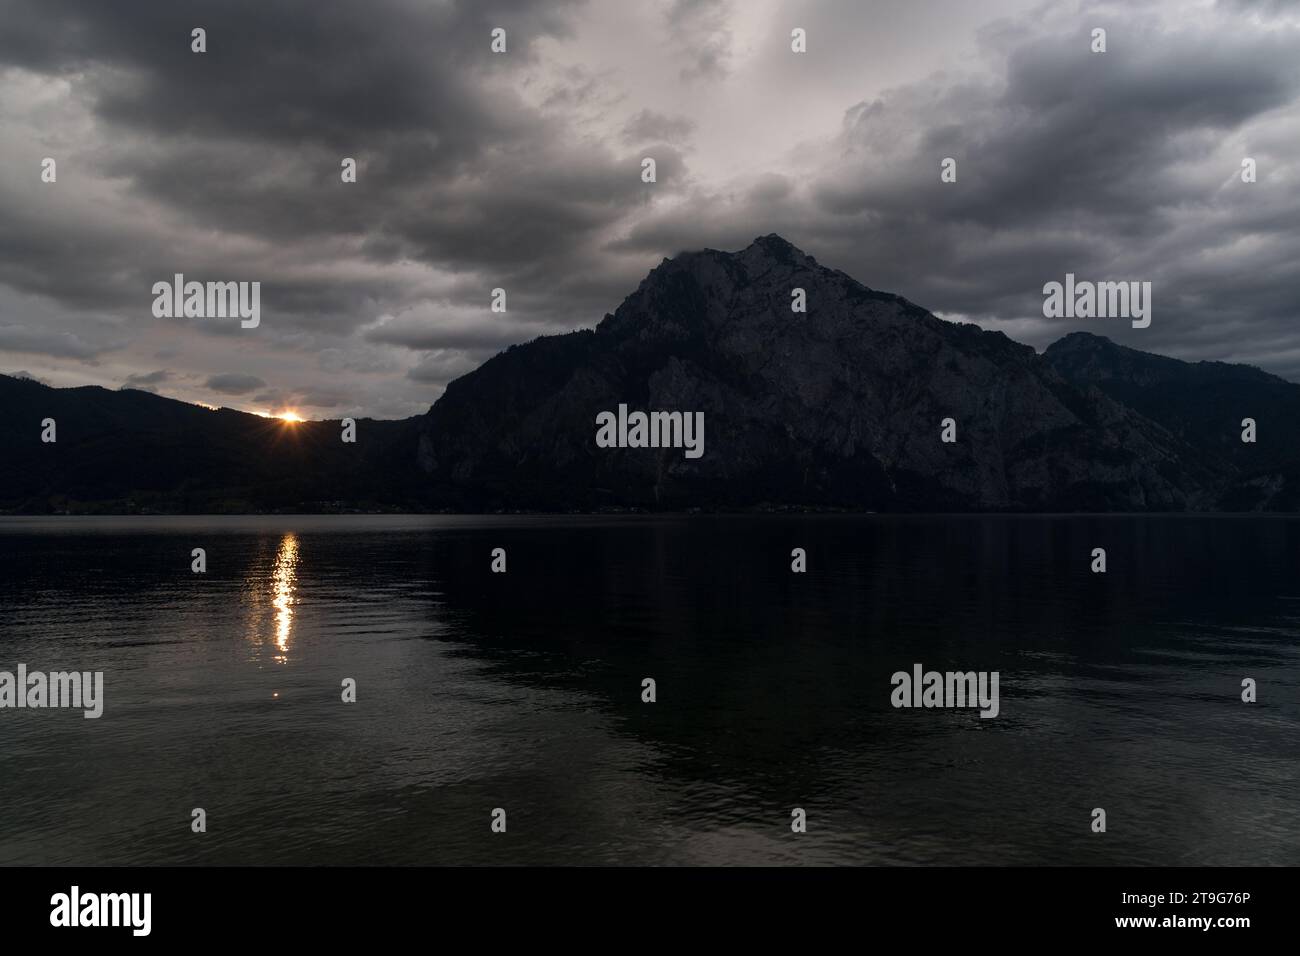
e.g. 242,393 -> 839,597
1,0 -> 1297,418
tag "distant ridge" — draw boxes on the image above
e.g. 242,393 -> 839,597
0,374 -> 423,513
5,235 -> 1300,513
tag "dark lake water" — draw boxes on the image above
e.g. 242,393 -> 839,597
0,514 -> 1297,866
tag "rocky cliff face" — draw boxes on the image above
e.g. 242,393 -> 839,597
418,235 -> 1230,511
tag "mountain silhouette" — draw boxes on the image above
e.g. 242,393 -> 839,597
0,374 -> 423,513
419,235 -> 1282,511
4,235 -> 1299,513
1044,331 -> 1300,509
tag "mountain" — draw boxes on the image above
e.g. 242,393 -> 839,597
418,235 -> 1232,511
5,234 -> 1300,513
0,375 -> 424,513
1044,332 -> 1300,509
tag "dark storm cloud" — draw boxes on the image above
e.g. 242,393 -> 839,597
3,0 -> 1300,409
622,8 -> 1300,375
205,373 -> 265,395
0,0 -> 578,147
0,212 -> 174,314
820,28 -> 1297,224
811,16 -> 1300,367
0,0 -> 650,333
0,0 -> 709,412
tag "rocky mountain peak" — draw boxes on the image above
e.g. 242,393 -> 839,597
417,238 -> 1254,511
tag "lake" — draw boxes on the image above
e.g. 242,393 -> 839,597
0,514 -> 1297,865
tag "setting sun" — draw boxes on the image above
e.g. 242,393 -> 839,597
277,411 -> 304,424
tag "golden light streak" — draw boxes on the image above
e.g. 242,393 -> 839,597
271,533 -> 298,662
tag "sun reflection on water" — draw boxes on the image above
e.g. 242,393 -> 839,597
271,533 -> 298,662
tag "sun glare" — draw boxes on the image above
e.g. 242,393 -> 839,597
277,411 -> 304,423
